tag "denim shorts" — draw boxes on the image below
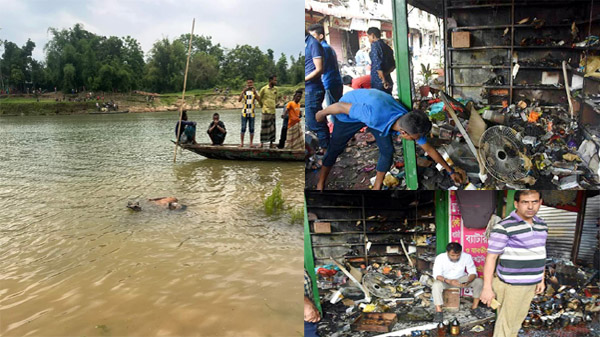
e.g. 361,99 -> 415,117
241,115 -> 255,134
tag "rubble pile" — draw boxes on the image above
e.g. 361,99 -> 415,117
315,261 -> 494,337
314,258 -> 600,336
305,93 -> 599,191
521,259 -> 600,331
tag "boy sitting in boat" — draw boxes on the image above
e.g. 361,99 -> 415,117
207,113 -> 227,145
285,89 -> 304,150
175,110 -> 197,144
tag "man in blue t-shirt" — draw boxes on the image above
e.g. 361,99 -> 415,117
315,89 -> 464,190
305,32 -> 329,150
368,27 -> 395,95
307,24 -> 343,107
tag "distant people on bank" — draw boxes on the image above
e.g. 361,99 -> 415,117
207,112 -> 227,145
315,89 -> 465,190
285,90 -> 304,151
259,75 -> 278,148
175,111 -> 197,144
432,242 -> 485,322
307,24 -> 343,107
305,30 -> 328,153
127,197 -> 185,211
238,77 -> 259,147
368,27 -> 395,94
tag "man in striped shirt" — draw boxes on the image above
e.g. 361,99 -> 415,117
481,190 -> 547,337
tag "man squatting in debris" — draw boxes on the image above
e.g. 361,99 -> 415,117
432,242 -> 485,322
481,190 -> 548,337
315,89 -> 465,190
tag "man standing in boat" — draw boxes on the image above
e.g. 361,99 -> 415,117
285,89 -> 304,150
258,75 -> 278,148
238,77 -> 259,147
207,112 -> 227,145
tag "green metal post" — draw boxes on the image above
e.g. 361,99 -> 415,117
392,0 -> 418,190
304,196 -> 322,313
435,190 -> 449,254
505,190 -> 516,216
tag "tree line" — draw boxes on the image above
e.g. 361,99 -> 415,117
0,23 -> 305,94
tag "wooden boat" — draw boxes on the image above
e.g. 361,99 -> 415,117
173,142 -> 304,161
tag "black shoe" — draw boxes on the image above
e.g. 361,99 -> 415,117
433,312 -> 443,322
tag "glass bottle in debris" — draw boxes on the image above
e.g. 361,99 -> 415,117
436,321 -> 446,336
450,318 -> 460,336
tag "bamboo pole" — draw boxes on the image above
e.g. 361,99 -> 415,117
173,18 -> 195,163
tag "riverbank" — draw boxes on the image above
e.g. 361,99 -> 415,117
0,85 -> 304,116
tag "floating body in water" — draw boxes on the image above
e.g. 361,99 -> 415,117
127,197 -> 185,211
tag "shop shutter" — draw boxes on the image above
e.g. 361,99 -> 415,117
579,195 -> 599,264
537,205 -> 577,260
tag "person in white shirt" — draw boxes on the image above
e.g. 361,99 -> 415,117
432,242 -> 484,322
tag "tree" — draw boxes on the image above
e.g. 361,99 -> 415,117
143,38 -> 186,92
275,53 -> 289,84
62,63 -> 75,91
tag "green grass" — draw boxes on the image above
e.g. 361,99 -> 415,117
263,183 -> 284,216
0,97 -> 84,104
289,207 -> 304,224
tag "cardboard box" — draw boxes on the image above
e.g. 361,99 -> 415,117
352,313 -> 398,332
314,222 -> 331,233
452,31 -> 470,48
443,288 -> 460,310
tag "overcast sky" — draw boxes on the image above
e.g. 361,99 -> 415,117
0,0 -> 304,62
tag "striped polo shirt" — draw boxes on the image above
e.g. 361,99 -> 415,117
488,210 -> 548,285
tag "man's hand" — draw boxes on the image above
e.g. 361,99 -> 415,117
480,287 -> 495,306
448,279 -> 462,288
304,300 -> 321,323
316,110 -> 327,123
535,280 -> 545,295
450,172 -> 464,185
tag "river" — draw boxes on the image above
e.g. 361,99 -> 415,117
0,109 -> 303,336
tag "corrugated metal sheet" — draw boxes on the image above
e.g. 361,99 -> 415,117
579,195 -> 599,264
537,205 -> 578,260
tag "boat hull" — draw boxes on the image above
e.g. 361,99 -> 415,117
174,142 -> 304,162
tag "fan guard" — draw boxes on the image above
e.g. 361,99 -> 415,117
478,126 -> 528,183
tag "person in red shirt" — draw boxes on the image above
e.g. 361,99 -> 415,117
352,75 -> 371,89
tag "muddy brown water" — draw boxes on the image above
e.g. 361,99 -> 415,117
0,110 -> 303,336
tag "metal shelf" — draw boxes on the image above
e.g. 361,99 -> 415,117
512,46 -> 584,50
447,3 -> 512,10
450,65 -> 510,69
448,25 -> 510,30
448,46 -> 510,50
513,85 -> 565,90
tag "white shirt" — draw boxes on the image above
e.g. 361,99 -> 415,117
432,252 -> 477,280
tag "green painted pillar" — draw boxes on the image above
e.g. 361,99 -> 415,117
392,0 -> 418,190
435,190 -> 449,255
505,190 -> 516,216
304,196 -> 322,313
